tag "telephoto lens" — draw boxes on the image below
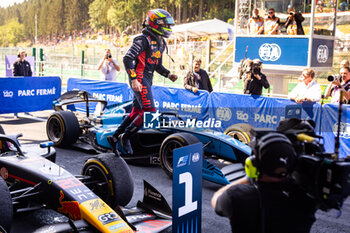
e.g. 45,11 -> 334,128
327,75 -> 336,82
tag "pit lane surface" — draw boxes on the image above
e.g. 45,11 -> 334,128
1,111 -> 349,233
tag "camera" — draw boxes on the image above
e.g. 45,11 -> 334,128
252,64 -> 261,75
290,12 -> 294,15
252,119 -> 350,211
327,75 -> 339,82
106,54 -> 112,59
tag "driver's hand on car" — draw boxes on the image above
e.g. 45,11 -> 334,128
168,74 -> 178,82
132,79 -> 143,92
192,87 -> 198,93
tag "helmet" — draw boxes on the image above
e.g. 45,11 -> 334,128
145,9 -> 175,38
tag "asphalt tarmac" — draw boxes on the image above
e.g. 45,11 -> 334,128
1,111 -> 349,233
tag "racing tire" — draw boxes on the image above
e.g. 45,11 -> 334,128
0,177 -> 13,232
159,133 -> 200,178
225,123 -> 253,145
46,111 -> 80,147
82,153 -> 134,208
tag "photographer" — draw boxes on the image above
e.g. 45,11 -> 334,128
97,49 -> 120,81
288,68 -> 321,103
324,66 -> 350,104
212,132 -> 317,233
243,59 -> 270,95
284,6 -> 305,35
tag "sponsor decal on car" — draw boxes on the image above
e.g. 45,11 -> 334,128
58,190 -> 81,220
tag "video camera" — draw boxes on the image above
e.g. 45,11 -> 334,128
252,64 -> 261,75
251,119 -> 350,211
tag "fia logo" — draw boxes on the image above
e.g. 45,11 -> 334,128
143,110 -> 161,129
332,122 -> 350,139
3,90 -> 13,98
192,152 -> 200,163
317,45 -> 329,63
259,43 -> 281,61
215,107 -> 232,121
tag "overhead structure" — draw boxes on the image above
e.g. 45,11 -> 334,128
171,18 -> 234,40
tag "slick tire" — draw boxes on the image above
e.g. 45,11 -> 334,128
225,123 -> 253,145
159,133 -> 200,179
82,153 -> 134,207
46,111 -> 80,147
0,177 -> 13,232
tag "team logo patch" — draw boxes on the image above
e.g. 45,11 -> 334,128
151,51 -> 161,59
129,69 -> 136,78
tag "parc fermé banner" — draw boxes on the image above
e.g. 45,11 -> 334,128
0,76 -> 61,113
67,78 -> 131,112
5,55 -> 35,76
208,92 -> 322,132
152,86 -> 210,120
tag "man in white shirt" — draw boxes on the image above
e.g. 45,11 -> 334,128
288,68 -> 321,103
97,49 -> 120,81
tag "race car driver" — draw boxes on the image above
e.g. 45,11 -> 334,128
108,9 -> 178,155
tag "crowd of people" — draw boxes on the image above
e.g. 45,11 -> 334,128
247,7 -> 304,35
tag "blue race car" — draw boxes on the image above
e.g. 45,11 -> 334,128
46,91 -> 252,185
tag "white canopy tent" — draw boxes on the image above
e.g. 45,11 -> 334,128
170,18 -> 234,45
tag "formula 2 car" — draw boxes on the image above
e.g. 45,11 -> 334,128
46,91 -> 252,185
0,124 -> 172,233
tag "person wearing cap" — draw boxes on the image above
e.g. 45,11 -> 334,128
288,68 -> 321,103
211,132 -> 317,233
243,58 -> 270,95
184,58 -> 213,93
97,49 -> 120,81
13,49 -> 32,77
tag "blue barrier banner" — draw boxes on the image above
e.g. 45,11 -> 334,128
321,104 -> 350,157
67,78 -> 131,103
67,78 -> 132,112
208,92 -> 321,132
0,76 -> 61,113
173,143 -> 202,233
152,86 -> 209,120
310,38 -> 334,67
235,36 -> 309,66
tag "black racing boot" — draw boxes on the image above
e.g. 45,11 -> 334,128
119,123 -> 140,155
107,116 -> 132,155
